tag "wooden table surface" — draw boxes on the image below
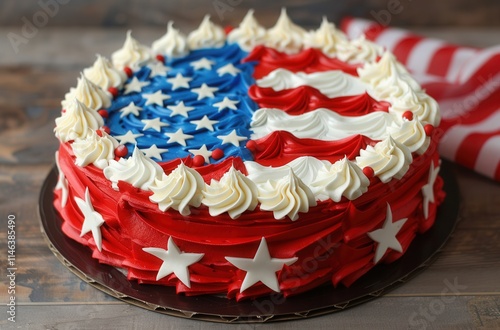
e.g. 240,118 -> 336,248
1,27 -> 499,330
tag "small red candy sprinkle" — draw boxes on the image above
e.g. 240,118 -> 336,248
108,87 -> 119,98
124,66 -> 133,77
193,155 -> 205,167
224,25 -> 234,35
61,109 -> 66,114
212,148 -> 224,160
402,111 -> 413,121
246,140 -> 257,152
155,54 -> 165,62
114,145 -> 128,158
97,109 -> 109,118
363,167 -> 375,179
102,126 -> 111,134
96,129 -> 103,137
424,124 -> 434,136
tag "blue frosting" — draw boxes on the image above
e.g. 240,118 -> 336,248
105,43 -> 258,163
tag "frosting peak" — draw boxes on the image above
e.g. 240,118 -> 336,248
112,30 -> 152,70
187,15 -> 226,50
83,55 -> 126,90
265,8 -> 306,54
303,16 -> 348,57
152,21 -> 189,58
227,10 -> 267,52
72,130 -> 119,169
62,73 -> 111,111
55,99 -> 104,143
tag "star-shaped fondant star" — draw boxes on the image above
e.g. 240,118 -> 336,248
148,62 -> 170,78
191,83 -> 218,100
114,130 -> 144,145
188,145 -> 212,163
124,76 -> 150,94
141,144 -> 168,160
421,161 -> 440,219
167,73 -> 192,90
217,63 -> 241,76
190,115 -> 218,132
212,97 -> 239,111
143,237 -> 204,288
217,129 -> 247,147
166,128 -> 194,147
55,151 -> 69,207
120,101 -> 143,118
143,90 -> 171,106
141,118 -> 169,132
190,57 -> 215,70
225,237 -> 298,293
75,187 -> 105,252
367,203 -> 408,264
167,101 -> 195,117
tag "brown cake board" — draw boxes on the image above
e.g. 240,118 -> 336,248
38,160 -> 460,323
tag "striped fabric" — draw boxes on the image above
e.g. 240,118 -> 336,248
341,17 -> 500,181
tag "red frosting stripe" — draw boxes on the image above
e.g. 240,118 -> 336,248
249,86 -> 390,116
245,46 -> 360,79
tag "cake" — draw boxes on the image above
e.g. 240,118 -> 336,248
53,9 -> 445,301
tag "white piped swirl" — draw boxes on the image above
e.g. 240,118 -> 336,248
149,162 -> 205,215
336,35 -> 384,64
83,55 -> 126,90
112,30 -> 152,70
202,166 -> 259,219
264,8 -> 306,54
387,119 -> 430,154
227,10 -> 267,52
62,73 -> 111,111
187,15 -> 226,50
303,16 -> 348,57
103,146 -> 163,190
72,130 -> 119,169
55,99 -> 104,143
152,21 -> 189,58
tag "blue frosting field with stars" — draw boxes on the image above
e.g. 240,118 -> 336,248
106,43 -> 258,163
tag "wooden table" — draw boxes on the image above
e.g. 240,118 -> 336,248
1,27 -> 499,329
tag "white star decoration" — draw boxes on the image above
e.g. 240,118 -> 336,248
114,130 -> 144,145
148,62 -> 170,78
217,63 -> 241,77
75,187 -> 105,252
213,97 -> 239,111
124,77 -> 150,94
143,237 -> 204,288
55,151 -> 69,208
190,57 -> 215,70
225,237 -> 298,293
421,161 -> 440,219
188,145 -> 212,162
167,73 -> 192,90
367,203 -> 408,264
167,101 -> 195,117
166,128 -> 194,146
191,83 -> 218,100
120,101 -> 143,118
217,129 -> 247,147
141,144 -> 168,160
190,115 -> 218,132
141,118 -> 169,132
143,90 -> 171,106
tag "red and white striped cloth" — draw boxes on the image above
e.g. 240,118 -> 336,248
341,17 -> 500,181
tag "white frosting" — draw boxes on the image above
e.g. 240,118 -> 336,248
303,16 -> 348,56
202,166 -> 258,219
311,157 -> 370,202
111,30 -> 152,70
387,119 -> 430,154
227,10 -> 267,52
83,54 -> 126,90
258,169 -> 316,221
152,21 -> 189,58
355,137 -> 412,183
256,69 -> 367,98
264,8 -> 306,54
187,15 -> 226,50
72,130 -> 119,169
103,146 -> 163,190
55,99 -> 104,143
336,35 -> 384,64
149,162 -> 205,215
251,108 -> 393,141
62,73 -> 111,111
389,89 -> 441,126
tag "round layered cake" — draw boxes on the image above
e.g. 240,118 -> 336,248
53,10 -> 445,300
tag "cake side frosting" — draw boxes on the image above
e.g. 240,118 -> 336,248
53,10 -> 445,300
